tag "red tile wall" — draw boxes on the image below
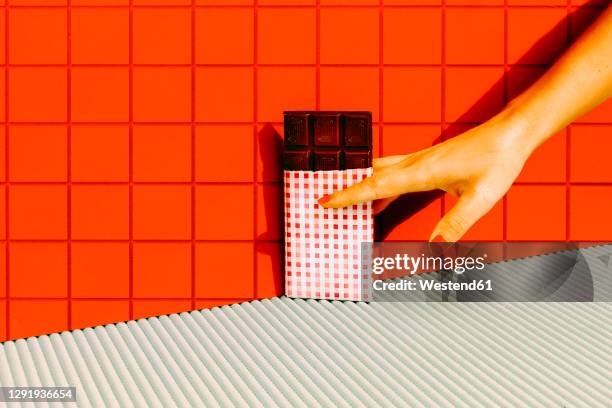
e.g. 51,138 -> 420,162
0,0 -> 610,341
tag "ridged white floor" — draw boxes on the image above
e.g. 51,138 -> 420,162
1,300 -> 611,407
1,246 -> 611,407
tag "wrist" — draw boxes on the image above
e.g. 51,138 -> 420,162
493,102 -> 549,157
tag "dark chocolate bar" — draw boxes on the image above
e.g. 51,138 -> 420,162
284,111 -> 372,171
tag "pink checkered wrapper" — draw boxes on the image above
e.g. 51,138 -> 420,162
284,168 -> 374,302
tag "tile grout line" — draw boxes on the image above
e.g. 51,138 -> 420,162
4,0 -> 9,341
503,0 -> 508,244
67,0 -> 73,330
253,0 -> 259,299
0,62 -> 577,68
316,0 -> 320,110
440,0 -> 446,220
128,0 -> 134,320
565,0 -> 571,242
191,0 -> 196,310
378,0 -> 383,240
0,4 -> 600,10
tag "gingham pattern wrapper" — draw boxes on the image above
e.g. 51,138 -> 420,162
284,168 -> 374,302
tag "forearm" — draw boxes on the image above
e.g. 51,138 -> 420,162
498,5 -> 612,153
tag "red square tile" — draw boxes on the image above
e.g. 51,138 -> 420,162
258,8 -> 315,64
9,125 -> 67,182
507,66 -> 546,102
10,300 -> 68,339
445,193 -> 503,240
570,125 -> 612,182
381,196 -> 441,240
383,8 -> 441,64
0,128 -> 4,181
10,243 -> 67,297
320,8 -> 379,64
72,243 -> 129,298
446,0 -> 502,3
71,68 -> 129,122
517,129 -> 566,183
196,0 -> 252,4
9,0 -> 66,4
71,185 -> 129,240
570,186 -> 612,241
256,242 -> 283,299
0,300 -> 5,342
72,8 -> 128,64
257,184 -> 281,240
195,125 -> 254,182
9,185 -> 67,239
0,243 -> 5,297
0,187 -> 4,240
133,7 -> 191,64
445,67 -> 504,123
195,185 -> 254,240
256,123 -> 283,183
508,0 -> 565,4
383,67 -> 441,122
0,69 -> 4,121
133,125 -> 191,182
257,67 -> 316,123
134,0 -> 190,4
195,8 -> 253,64
320,67 -> 379,121
321,0 -> 376,4
9,8 -> 66,64
71,125 -> 129,182
384,0 -> 440,3
133,185 -> 191,240
133,300 -> 192,320
196,242 -> 254,298
446,8 -> 504,64
134,243 -> 191,298
382,125 -> 441,156
133,67 -> 191,122
0,10 -> 5,65
72,0 -> 129,4
508,8 -> 567,65
507,185 -> 566,240
9,68 -> 67,122
570,5 -> 605,41
72,300 -> 130,330
195,67 -> 253,122
575,98 -> 612,123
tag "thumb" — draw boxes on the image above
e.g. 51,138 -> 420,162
430,190 -> 497,242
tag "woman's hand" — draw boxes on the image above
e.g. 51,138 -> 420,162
318,115 -> 532,242
320,5 -> 612,242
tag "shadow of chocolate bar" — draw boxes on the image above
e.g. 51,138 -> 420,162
284,111 -> 372,170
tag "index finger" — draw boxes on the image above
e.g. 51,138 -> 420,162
319,165 -> 435,208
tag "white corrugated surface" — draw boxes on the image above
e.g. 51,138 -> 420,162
1,300 -> 611,407
1,247 -> 611,407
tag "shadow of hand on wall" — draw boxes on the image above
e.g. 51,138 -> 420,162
256,124 -> 285,297
377,2 -> 606,240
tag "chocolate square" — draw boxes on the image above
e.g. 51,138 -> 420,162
284,113 -> 310,147
313,114 -> 341,146
344,113 -> 371,147
284,149 -> 311,171
345,150 -> 371,169
314,150 -> 341,171
284,111 -> 372,170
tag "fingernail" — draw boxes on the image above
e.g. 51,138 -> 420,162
318,195 -> 331,205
